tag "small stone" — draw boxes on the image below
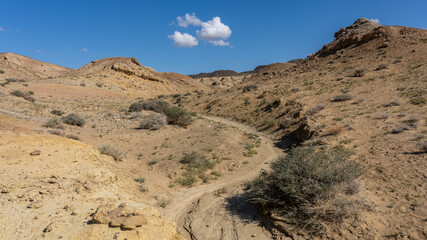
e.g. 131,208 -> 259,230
30,150 -> 41,156
92,204 -> 112,224
28,200 -> 44,209
251,234 -> 256,237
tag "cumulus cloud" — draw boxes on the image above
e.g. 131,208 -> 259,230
370,18 -> 380,23
209,39 -> 231,46
177,13 -> 202,28
168,31 -> 198,47
197,17 -> 232,41
0,26 -> 4,32
80,48 -> 88,53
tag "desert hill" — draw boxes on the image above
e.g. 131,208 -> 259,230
0,18 -> 426,240
0,52 -> 72,80
171,18 -> 427,239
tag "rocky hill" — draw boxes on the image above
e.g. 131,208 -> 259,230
174,18 -> 427,239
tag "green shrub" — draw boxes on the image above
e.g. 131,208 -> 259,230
62,113 -> 85,127
180,151 -> 215,174
264,118 -> 278,128
177,174 -> 198,187
248,147 -> 361,232
99,145 -> 125,161
163,106 -> 193,127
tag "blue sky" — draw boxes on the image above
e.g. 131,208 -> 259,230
0,0 -> 426,74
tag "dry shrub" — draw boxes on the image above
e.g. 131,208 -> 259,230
332,94 -> 352,102
323,125 -> 346,136
418,141 -> 427,152
128,99 -> 169,112
139,113 -> 167,130
62,113 -> 85,127
247,147 -> 362,233
99,145 -> 125,161
42,118 -> 64,129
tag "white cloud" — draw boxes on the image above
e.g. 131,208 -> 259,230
0,26 -> 4,32
35,50 -> 42,53
196,17 -> 232,41
177,13 -> 202,28
370,18 -> 380,23
168,31 -> 198,47
209,39 -> 231,46
80,48 -> 88,53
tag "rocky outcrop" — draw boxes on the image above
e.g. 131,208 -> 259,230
92,203 -> 148,230
315,18 -> 384,57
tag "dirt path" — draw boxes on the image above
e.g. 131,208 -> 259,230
164,115 -> 283,240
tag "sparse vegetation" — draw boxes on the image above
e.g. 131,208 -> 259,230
139,113 -> 167,130
62,113 -> 85,127
51,109 -> 65,116
264,118 -> 278,128
99,145 -> 125,161
418,141 -> 427,152
9,90 -> 35,102
180,151 -> 215,174
129,99 -> 169,112
242,84 -> 258,92
352,68 -> 366,77
409,97 -> 426,105
390,125 -> 410,134
42,118 -> 65,129
332,94 -> 352,102
163,106 -> 193,127
66,134 -> 80,140
247,147 -> 362,232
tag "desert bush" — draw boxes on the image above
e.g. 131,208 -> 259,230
51,109 -> 65,116
306,104 -> 325,115
62,113 -> 85,127
99,145 -> 125,161
0,70 -> 4,74
163,106 -> 193,127
66,134 -> 80,140
47,129 -> 64,136
352,68 -> 366,77
242,84 -> 258,92
10,90 -> 35,102
129,99 -> 169,112
409,97 -> 426,105
129,112 -> 143,119
323,125 -> 346,136
264,118 -> 278,128
382,101 -> 400,107
10,90 -> 25,97
390,125 -> 410,134
375,64 -> 388,71
177,174 -> 198,187
247,147 -> 362,232
42,118 -> 64,129
374,113 -> 390,120
403,115 -> 420,127
139,114 -> 167,130
332,94 -> 352,102
180,151 -> 215,174
418,141 -> 427,152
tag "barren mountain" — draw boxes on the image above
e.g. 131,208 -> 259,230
0,52 -> 72,80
